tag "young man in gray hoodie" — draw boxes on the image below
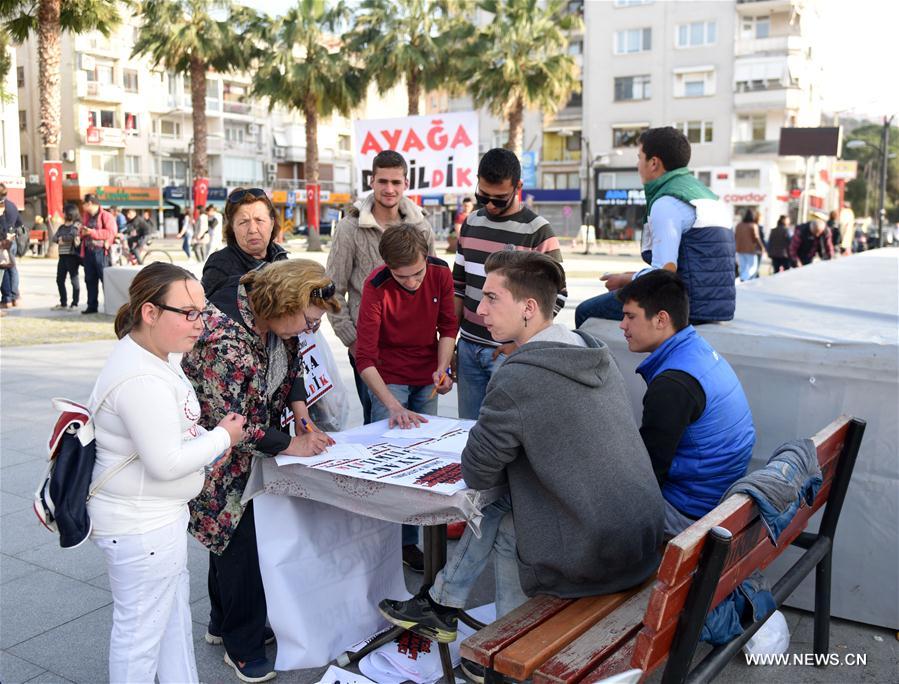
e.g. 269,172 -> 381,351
380,251 -> 664,677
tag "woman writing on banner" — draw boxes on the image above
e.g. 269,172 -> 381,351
182,259 -> 339,683
89,263 -> 246,683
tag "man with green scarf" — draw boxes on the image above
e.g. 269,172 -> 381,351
576,127 -> 736,326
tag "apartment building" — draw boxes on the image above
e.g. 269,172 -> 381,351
15,11 -> 384,232
1,42 -> 24,207
583,0 -> 827,237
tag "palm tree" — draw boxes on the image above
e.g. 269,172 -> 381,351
132,0 -> 252,183
1,0 -> 120,254
250,0 -> 367,251
347,0 -> 474,116
1,0 -> 119,161
464,0 -> 581,156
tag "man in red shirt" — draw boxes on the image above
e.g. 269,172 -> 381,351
355,224 -> 458,427
80,193 -> 117,314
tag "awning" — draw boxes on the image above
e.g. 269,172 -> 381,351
734,58 -> 786,83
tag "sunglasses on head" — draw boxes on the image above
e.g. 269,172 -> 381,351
227,188 -> 267,204
474,186 -> 515,210
311,282 -> 336,300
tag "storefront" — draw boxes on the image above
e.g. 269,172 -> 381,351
270,189 -> 352,236
595,188 -> 645,241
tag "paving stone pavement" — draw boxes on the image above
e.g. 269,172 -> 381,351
2,255 -> 896,684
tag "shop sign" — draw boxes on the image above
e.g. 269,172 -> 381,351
596,189 -> 645,206
722,191 -> 767,204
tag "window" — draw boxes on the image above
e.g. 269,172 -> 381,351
123,69 -> 139,93
674,121 -> 713,144
124,112 -> 138,134
225,125 -> 245,144
91,153 -> 120,173
614,75 -> 651,101
158,119 -> 181,137
676,21 -> 716,48
673,68 -> 715,97
614,0 -> 652,6
568,39 -> 583,56
125,155 -> 141,175
614,28 -> 651,54
16,66 -> 24,89
86,62 -> 114,85
87,109 -> 117,128
21,154 -> 29,172
542,172 -> 579,190
737,114 -> 767,141
741,16 -> 770,39
612,124 -> 648,148
161,158 -> 188,181
695,171 -> 711,187
18,110 -> 26,131
338,134 -> 351,152
735,169 -> 761,188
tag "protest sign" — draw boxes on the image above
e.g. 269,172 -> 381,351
354,112 -> 479,194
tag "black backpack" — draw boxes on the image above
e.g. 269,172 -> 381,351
34,384 -> 138,548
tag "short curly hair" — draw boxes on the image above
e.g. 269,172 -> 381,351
241,259 -> 340,321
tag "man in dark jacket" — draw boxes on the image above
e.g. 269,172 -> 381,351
617,270 -> 756,536
379,252 -> 664,655
789,216 -> 834,266
124,208 -> 153,261
0,183 -> 23,306
80,193 -> 116,314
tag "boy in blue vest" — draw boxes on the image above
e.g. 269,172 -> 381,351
617,269 -> 756,536
577,126 -> 736,327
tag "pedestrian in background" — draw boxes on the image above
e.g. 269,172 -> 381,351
80,193 -> 116,314
735,209 -> 766,281
177,210 -> 194,261
90,263 -> 245,683
192,205 -> 210,262
790,215 -> 834,266
767,215 -> 793,273
52,204 -> 82,310
0,183 -> 23,307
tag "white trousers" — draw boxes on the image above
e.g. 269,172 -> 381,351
94,511 -> 198,684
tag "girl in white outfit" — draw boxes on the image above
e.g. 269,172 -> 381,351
88,263 -> 246,683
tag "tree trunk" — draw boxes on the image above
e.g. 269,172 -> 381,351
189,56 -> 208,186
505,96 -> 524,157
407,70 -> 420,116
305,97 -> 322,252
38,0 -> 62,257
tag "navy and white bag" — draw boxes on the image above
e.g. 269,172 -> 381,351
34,385 -> 137,549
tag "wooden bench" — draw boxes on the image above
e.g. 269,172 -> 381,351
460,416 -> 865,684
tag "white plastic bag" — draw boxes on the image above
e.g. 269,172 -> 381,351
743,609 -> 790,656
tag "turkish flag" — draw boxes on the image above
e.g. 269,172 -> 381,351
193,177 -> 209,211
306,184 -> 320,233
43,161 -> 63,221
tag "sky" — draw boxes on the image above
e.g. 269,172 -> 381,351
240,0 -> 899,120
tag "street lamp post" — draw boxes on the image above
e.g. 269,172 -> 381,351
847,114 -> 895,248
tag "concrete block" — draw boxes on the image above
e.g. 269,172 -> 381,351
2,492 -> 34,517
15,541 -> 107,582
1,554 -> 38,585
0,651 -> 45,683
1,509 -> 59,557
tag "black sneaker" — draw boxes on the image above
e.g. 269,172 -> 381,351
378,592 -> 458,643
81,308 -> 98,315
223,653 -> 276,682
402,544 -> 425,573
461,657 -> 487,683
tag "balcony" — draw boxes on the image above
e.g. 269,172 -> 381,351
735,35 -> 804,57
81,127 -> 126,148
74,35 -> 117,57
77,80 -> 124,103
736,0 -> 797,13
732,140 -> 779,155
734,85 -> 803,110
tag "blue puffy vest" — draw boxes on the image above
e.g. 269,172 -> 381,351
637,326 -> 755,518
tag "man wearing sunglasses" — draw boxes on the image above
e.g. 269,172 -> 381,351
452,148 -> 566,420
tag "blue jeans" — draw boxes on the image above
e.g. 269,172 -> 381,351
430,495 -> 528,619
575,291 -> 623,328
82,248 -> 108,311
370,383 -> 438,548
2,240 -> 20,302
456,338 -> 506,420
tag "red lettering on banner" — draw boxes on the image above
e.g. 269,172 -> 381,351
382,129 -> 402,150
456,168 -> 472,186
427,120 -> 448,150
360,131 -> 381,155
450,125 -> 473,148
403,129 -> 425,153
431,170 -> 445,187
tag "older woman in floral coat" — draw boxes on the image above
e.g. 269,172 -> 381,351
183,259 -> 339,682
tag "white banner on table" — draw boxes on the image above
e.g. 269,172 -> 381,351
353,603 -> 495,684
409,427 -> 470,458
254,493 -> 409,670
381,415 -> 459,440
354,112 -> 478,195
303,442 -> 467,496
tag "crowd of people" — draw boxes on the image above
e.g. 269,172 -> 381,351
51,126 -> 881,683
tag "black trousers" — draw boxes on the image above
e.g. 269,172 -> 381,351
771,257 -> 792,273
82,248 -> 107,311
207,499 -> 268,662
56,254 -> 80,306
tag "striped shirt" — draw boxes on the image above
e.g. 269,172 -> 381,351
453,207 -> 565,346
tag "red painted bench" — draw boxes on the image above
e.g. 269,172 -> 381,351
460,416 -> 865,683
